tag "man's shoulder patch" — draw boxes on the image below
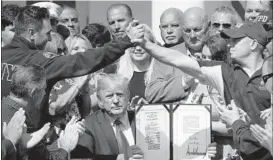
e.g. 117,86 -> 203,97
42,51 -> 60,59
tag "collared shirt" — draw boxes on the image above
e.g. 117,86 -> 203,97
183,47 -> 214,105
106,112 -> 135,146
199,61 -> 271,125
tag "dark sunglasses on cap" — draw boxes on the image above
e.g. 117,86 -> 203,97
212,23 -> 232,29
262,73 -> 273,83
262,23 -> 272,31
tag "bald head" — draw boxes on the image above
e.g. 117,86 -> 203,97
183,7 -> 208,26
160,8 -> 183,23
159,8 -> 184,46
182,7 -> 209,52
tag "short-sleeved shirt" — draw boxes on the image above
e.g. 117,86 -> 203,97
199,61 -> 271,125
49,79 -> 81,127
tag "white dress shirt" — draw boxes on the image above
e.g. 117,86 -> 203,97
107,112 -> 135,146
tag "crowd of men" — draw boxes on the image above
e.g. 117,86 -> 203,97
1,0 -> 273,160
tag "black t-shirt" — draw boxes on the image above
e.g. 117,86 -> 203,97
129,71 -> 146,100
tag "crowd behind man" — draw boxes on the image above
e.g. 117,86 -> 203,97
1,1 -> 272,160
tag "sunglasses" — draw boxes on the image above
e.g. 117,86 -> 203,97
212,23 -> 232,29
262,73 -> 273,83
262,23 -> 272,31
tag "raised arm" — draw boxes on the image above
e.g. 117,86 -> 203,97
133,39 -> 206,83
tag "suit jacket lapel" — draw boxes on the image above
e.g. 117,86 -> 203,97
97,110 -> 119,154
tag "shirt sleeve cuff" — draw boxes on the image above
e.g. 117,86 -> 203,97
232,119 -> 246,131
3,139 -> 16,155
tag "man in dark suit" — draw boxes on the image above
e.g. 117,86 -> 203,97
72,73 -> 144,160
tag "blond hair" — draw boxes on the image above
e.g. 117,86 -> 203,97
117,24 -> 157,85
65,34 -> 92,54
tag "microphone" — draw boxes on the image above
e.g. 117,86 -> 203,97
56,24 -> 70,40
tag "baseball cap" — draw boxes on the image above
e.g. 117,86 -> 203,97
255,10 -> 272,39
220,22 -> 269,46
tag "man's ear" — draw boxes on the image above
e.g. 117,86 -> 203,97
250,39 -> 258,50
97,94 -> 104,109
27,28 -> 35,41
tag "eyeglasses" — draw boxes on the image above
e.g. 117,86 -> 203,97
262,73 -> 273,83
212,23 -> 232,29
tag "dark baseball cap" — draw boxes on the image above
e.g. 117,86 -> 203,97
255,10 -> 272,39
220,22 -> 269,46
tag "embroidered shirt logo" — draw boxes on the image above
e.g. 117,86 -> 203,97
43,51 -> 59,59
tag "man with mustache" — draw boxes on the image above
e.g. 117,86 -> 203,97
145,7 -> 209,104
182,7 -> 210,59
207,6 -> 240,62
58,6 -> 80,37
107,3 -> 134,40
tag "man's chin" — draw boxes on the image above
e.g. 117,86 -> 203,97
110,109 -> 126,116
188,44 -> 203,51
114,33 -> 125,39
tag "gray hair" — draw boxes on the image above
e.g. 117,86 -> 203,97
11,64 -> 46,98
211,6 -> 241,25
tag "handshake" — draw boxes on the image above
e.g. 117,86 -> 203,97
125,20 -> 149,48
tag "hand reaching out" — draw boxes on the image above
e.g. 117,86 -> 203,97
19,123 -> 50,149
3,108 -> 26,145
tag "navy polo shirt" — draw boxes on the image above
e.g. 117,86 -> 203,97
199,61 -> 271,125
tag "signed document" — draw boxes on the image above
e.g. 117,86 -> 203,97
173,105 -> 211,160
135,104 -> 170,160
